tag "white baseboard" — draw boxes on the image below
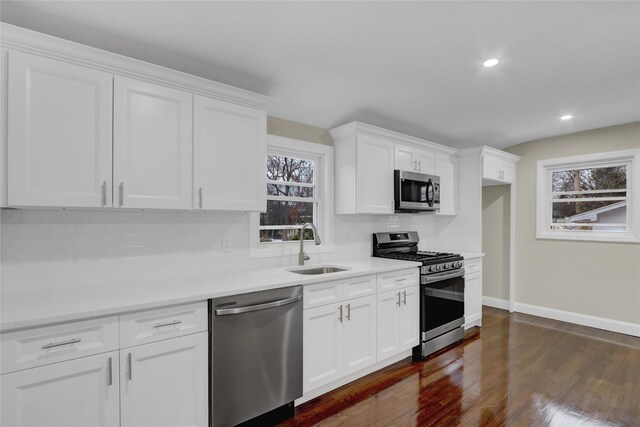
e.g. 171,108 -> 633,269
482,296 -> 510,310
513,302 -> 640,337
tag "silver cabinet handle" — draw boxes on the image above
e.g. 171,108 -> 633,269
198,187 -> 203,209
396,292 -> 401,306
42,338 -> 81,349
127,353 -> 132,381
153,320 -> 182,329
418,160 -> 422,171
338,305 -> 343,323
107,357 -> 112,386
395,277 -> 406,282
101,181 -> 107,207
215,295 -> 302,316
346,303 -> 351,321
413,160 -> 417,171
403,290 -> 407,305
118,182 -> 124,207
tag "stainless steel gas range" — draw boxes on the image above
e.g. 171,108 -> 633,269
373,231 -> 465,358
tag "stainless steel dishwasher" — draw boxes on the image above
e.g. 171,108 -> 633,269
210,285 -> 303,427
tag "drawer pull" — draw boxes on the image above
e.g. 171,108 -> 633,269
41,338 -> 81,350
107,357 -> 112,386
153,320 -> 182,329
395,278 -> 407,282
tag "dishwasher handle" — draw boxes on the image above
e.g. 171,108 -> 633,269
215,294 -> 302,316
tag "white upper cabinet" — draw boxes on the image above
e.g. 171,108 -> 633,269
482,147 -> 519,185
332,122 -> 457,215
332,124 -> 394,214
356,134 -> 394,214
395,144 -> 436,175
113,77 -> 193,210
435,152 -> 458,215
7,51 -> 113,208
193,95 -> 266,211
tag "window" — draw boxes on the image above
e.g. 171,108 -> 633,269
537,149 -> 640,242
250,136 -> 333,257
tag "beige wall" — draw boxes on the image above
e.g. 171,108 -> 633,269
506,122 -> 640,324
267,116 -> 333,145
482,185 -> 510,301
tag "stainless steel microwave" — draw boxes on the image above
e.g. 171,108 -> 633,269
394,170 -> 440,213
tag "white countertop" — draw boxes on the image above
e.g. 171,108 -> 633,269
460,252 -> 484,259
0,257 -> 421,332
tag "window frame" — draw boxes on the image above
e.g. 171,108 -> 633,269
536,149 -> 640,243
249,135 -> 334,258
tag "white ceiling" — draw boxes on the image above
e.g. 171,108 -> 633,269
1,1 -> 639,149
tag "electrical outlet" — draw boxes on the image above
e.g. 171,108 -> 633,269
222,238 -> 232,252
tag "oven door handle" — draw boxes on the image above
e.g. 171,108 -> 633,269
422,268 -> 465,284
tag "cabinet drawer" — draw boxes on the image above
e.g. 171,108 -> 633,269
304,281 -> 343,309
342,275 -> 376,299
464,258 -> 482,275
119,302 -> 207,348
377,269 -> 419,292
1,316 -> 119,374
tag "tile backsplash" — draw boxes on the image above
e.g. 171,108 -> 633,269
1,209 -> 462,295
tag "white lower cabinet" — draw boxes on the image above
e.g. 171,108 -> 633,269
302,269 -> 420,396
303,302 -> 343,392
303,295 -> 377,393
1,351 -> 120,427
120,333 -> 208,427
464,258 -> 483,328
0,302 -> 209,427
341,295 -> 377,376
376,286 -> 419,361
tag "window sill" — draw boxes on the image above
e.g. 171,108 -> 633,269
249,243 -> 335,259
536,231 -> 640,243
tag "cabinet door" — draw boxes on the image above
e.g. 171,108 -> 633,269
394,144 -> 416,171
8,51 -> 113,208
415,148 -> 436,175
376,289 -> 401,361
342,295 -> 376,376
194,95 -> 266,211
120,333 -> 208,427
356,134 -> 394,214
435,152 -> 457,215
303,303 -> 342,393
398,286 -> 420,351
113,76 -> 192,209
464,273 -> 482,328
1,351 -> 119,427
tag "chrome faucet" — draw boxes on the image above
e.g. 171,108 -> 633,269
298,223 -> 322,265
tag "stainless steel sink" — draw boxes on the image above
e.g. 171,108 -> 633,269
289,266 -> 350,275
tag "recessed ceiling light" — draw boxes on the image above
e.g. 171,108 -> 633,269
560,115 -> 573,120
483,58 -> 499,67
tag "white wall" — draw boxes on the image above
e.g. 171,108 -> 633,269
506,122 -> 640,324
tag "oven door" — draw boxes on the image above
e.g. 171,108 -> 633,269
394,170 -> 438,211
421,270 -> 465,340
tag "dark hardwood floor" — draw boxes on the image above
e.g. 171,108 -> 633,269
279,306 -> 640,426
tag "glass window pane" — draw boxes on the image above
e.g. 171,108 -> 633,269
266,155 -> 314,183
552,191 -> 626,200
267,184 -> 314,198
552,200 -> 626,223
260,228 -> 317,242
551,165 -> 627,192
260,201 -> 314,226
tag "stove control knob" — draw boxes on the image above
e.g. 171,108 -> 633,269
436,265 -> 442,271
444,263 -> 451,269
458,261 -> 464,268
